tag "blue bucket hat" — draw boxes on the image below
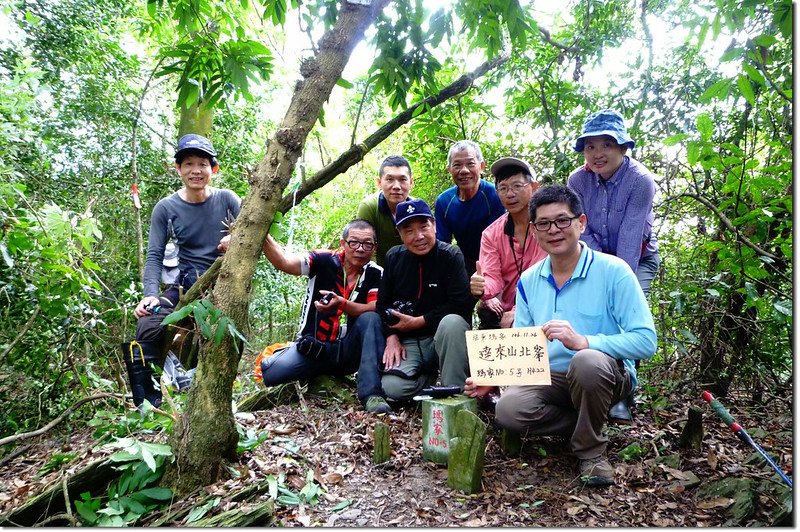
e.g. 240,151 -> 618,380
573,109 -> 635,152
175,134 -> 217,159
395,198 -> 434,227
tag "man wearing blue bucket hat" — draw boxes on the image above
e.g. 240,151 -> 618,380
567,110 -> 660,425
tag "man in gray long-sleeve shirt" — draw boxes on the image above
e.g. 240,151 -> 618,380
125,134 -> 241,410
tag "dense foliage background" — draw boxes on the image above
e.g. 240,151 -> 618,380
0,0 -> 792,440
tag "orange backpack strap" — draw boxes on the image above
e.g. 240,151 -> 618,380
254,342 -> 289,383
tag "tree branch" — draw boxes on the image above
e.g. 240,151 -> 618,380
538,25 -> 578,53
669,192 -> 786,264
0,394 -> 118,447
277,54 -> 510,213
0,306 -> 39,363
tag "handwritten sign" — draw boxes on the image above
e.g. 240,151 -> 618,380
466,327 -> 551,386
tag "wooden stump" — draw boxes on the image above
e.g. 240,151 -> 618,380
679,406 -> 704,450
500,428 -> 522,456
373,422 -> 391,464
447,409 -> 487,494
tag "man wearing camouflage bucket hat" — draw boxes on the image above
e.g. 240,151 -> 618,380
567,109 -> 660,425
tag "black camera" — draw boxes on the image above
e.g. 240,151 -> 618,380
383,300 -> 415,326
318,292 -> 333,305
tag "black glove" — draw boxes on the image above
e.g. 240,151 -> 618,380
296,335 -> 326,359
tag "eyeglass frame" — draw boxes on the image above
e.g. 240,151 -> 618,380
532,215 -> 581,232
344,239 -> 376,251
496,181 -> 531,196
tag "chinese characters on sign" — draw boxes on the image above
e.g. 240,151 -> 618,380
427,407 -> 448,449
465,326 -> 551,385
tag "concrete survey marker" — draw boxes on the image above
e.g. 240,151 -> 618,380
421,395 -> 477,465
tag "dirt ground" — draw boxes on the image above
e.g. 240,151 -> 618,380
0,379 -> 792,527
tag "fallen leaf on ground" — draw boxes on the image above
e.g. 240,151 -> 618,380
696,497 -> 735,509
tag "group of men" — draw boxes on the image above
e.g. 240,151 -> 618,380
129,134 -> 657,486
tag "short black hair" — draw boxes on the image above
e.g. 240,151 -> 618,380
342,219 -> 376,241
529,185 -> 584,221
175,148 -> 218,168
495,164 -> 534,185
379,155 -> 412,177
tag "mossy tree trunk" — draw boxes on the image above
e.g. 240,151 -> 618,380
163,0 -> 390,495
178,101 -> 213,138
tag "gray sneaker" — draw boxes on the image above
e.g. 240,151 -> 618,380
365,395 -> 392,414
579,456 -> 615,486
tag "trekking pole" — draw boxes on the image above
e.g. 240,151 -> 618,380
701,390 -> 792,488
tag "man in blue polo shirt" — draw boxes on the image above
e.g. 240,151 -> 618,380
465,185 -> 656,486
434,140 -> 504,276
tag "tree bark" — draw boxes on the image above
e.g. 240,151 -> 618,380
163,0 -> 391,495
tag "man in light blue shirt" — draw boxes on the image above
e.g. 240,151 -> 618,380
465,185 -> 656,486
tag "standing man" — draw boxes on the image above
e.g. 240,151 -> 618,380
379,199 -> 475,402
465,185 -> 656,486
470,157 -> 547,329
357,155 -> 415,266
127,134 -> 241,410
434,140 -> 505,276
260,220 -> 391,414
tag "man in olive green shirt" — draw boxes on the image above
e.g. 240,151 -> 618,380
356,155 -> 415,266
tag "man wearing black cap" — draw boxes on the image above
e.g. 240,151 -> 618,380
124,134 -> 241,410
377,198 -> 476,402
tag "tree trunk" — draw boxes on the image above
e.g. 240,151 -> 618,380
163,0 -> 390,495
178,101 -> 213,137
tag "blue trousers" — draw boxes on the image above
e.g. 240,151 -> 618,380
260,311 -> 385,405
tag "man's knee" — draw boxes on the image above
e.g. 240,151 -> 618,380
355,310 -> 382,330
495,395 -> 530,433
381,374 -> 422,401
567,349 -> 614,392
434,314 -> 470,353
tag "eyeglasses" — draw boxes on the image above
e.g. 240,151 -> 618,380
345,240 -> 375,251
496,182 -> 530,195
532,216 -> 580,232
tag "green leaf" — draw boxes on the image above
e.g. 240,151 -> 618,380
736,75 -> 755,105
140,447 -> 156,472
213,316 -> 229,344
699,79 -> 731,102
752,34 -> 777,48
336,78 -> 353,89
75,501 -> 99,524
161,305 -> 194,325
663,133 -> 688,147
742,64 -> 765,87
773,300 -> 791,316
696,114 -> 713,141
134,487 -> 174,501
331,500 -> 353,511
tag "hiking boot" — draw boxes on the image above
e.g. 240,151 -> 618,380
608,398 -> 633,424
579,456 -> 615,486
365,395 -> 392,414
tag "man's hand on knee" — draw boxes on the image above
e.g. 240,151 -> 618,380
382,335 -> 406,368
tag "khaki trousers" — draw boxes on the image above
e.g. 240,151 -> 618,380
495,349 -> 631,459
